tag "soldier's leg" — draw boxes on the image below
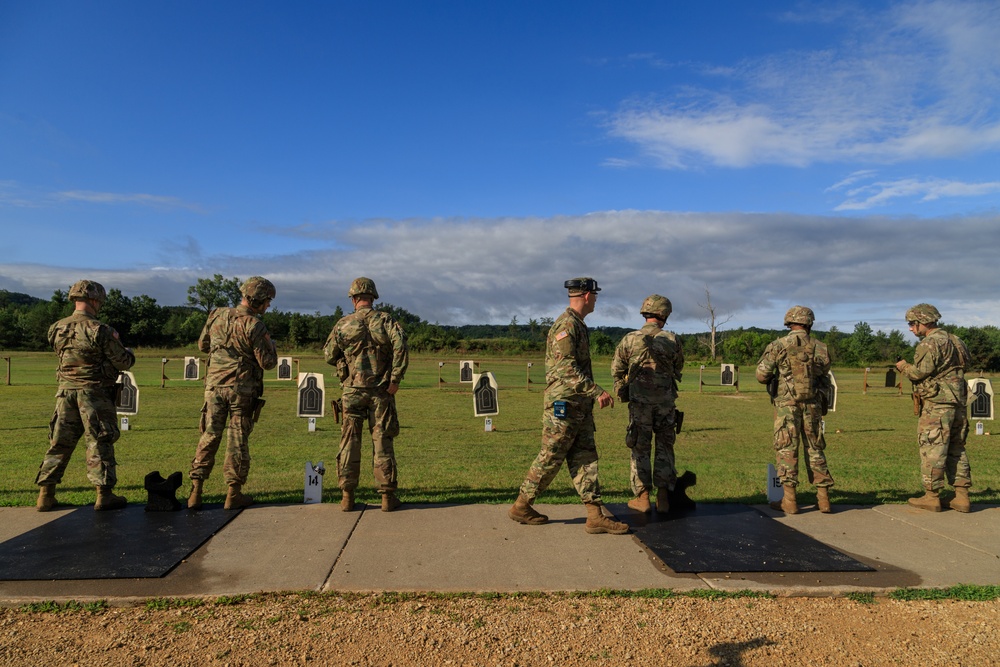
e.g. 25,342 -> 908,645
626,402 -> 654,496
222,390 -> 256,486
565,409 -> 601,504
650,404 -> 678,491
801,403 -> 833,487
79,388 -> 121,488
519,405 -> 578,501
371,391 -> 400,492
773,405 -> 800,487
917,405 -> 948,492
35,390 -> 85,486
944,409 -> 972,488
190,390 -> 229,481
337,391 -> 367,492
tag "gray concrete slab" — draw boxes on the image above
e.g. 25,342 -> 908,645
0,503 -> 359,604
323,503 -> 704,593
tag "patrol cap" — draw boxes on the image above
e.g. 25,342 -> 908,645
564,277 -> 601,296
906,303 -> 941,325
640,294 -> 672,320
348,276 -> 379,300
240,276 -> 276,302
784,305 -> 815,327
68,279 -> 107,304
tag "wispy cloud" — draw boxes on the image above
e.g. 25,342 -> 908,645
607,0 -> 1000,169
831,175 -> 1000,210
55,190 -> 206,212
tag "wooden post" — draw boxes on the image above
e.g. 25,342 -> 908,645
4,357 -> 10,386
161,358 -> 169,388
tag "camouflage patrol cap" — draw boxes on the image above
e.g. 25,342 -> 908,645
784,305 -> 815,327
348,277 -> 379,299
906,303 -> 941,325
68,279 -> 107,304
240,276 -> 276,302
640,294 -> 672,320
564,277 -> 601,296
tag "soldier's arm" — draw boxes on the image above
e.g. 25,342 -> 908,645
101,324 -> 136,371
551,325 -> 603,399
755,344 -> 777,384
674,335 -> 685,383
610,338 -> 629,387
899,341 -> 936,382
251,322 -> 278,371
389,319 -> 409,385
197,310 -> 216,354
322,327 -> 342,366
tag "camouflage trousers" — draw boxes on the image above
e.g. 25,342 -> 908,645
917,403 -> 971,491
338,388 -> 400,492
36,387 -> 120,488
772,401 -> 833,488
190,387 -> 256,486
519,400 -> 601,504
625,401 -> 677,495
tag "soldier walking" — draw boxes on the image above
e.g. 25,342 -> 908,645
324,277 -> 409,512
611,295 -> 685,513
187,277 -> 277,511
35,280 -> 136,512
509,277 -> 628,535
895,304 -> 973,512
755,306 -> 835,514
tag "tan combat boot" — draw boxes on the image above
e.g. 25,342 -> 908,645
656,487 -> 670,514
224,484 -> 254,510
187,479 -> 204,511
508,494 -> 548,525
628,490 -> 651,513
341,489 -> 356,511
770,485 -> 798,514
36,484 -> 57,512
947,487 -> 971,513
381,491 -> 401,512
907,489 -> 941,512
584,502 -> 629,535
816,486 -> 832,514
94,486 -> 127,511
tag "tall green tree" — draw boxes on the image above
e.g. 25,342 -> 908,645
187,274 -> 241,313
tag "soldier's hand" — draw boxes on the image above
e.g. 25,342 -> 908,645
387,382 -> 400,396
597,391 -> 614,409
895,360 -> 906,372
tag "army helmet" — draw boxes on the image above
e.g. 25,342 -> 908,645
348,276 -> 379,300
640,294 -> 672,321
240,276 -> 276,303
68,279 -> 107,304
564,277 -> 601,295
906,303 -> 941,325
784,305 -> 815,327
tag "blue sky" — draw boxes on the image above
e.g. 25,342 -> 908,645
2,0 -> 998,335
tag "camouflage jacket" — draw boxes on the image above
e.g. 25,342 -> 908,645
544,307 -> 605,405
323,306 -> 408,389
755,329 -> 830,407
611,323 -> 683,405
199,304 -> 277,395
898,327 -> 969,406
48,311 -> 135,389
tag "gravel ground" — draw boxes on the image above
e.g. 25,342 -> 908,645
2,593 -> 999,666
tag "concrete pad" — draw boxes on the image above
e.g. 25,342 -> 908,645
0,503 -> 359,604
323,503 -> 705,593
0,506 -> 73,541
871,503 -> 1000,559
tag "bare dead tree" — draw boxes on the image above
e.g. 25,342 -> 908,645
698,286 -> 733,361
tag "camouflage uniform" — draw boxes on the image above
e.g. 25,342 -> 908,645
897,315 -> 972,492
755,328 -> 834,489
519,307 -> 607,503
323,292 -> 409,494
611,322 -> 684,496
35,294 -> 136,489
189,302 -> 277,486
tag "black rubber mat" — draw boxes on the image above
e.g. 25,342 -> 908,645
0,505 -> 240,580
617,503 -> 874,573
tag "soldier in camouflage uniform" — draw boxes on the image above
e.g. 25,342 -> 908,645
755,306 -> 834,514
611,295 -> 684,514
895,304 -> 973,512
324,277 -> 409,512
188,277 -> 277,511
35,280 -> 136,512
508,277 -> 628,535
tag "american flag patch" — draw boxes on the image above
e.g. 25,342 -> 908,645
555,331 -> 569,341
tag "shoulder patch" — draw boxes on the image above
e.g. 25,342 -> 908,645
555,331 -> 569,341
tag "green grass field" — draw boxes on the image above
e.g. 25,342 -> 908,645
1,351 -> 997,508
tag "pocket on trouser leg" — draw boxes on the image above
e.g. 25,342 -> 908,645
199,402 -> 209,435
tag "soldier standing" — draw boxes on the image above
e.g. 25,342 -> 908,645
755,306 -> 835,514
35,280 -> 136,511
508,277 -> 628,535
611,295 -> 684,513
323,277 -> 409,512
187,277 -> 277,511
895,304 -> 973,512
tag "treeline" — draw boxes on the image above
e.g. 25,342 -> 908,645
3,284 -> 1000,371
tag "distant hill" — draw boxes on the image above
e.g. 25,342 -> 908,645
0,290 -> 44,307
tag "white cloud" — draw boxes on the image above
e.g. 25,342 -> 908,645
607,0 -> 1000,169
832,175 -> 1000,210
55,190 -> 205,212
